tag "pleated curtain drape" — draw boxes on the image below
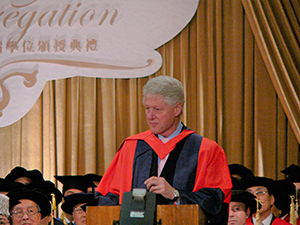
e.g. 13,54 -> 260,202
0,0 -> 299,185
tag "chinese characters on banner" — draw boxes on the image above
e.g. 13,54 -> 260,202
0,0 -> 199,127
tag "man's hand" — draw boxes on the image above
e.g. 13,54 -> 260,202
144,176 -> 175,200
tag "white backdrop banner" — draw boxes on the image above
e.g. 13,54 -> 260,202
0,0 -> 199,127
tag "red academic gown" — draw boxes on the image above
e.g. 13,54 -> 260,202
282,214 -> 300,225
96,127 -> 232,221
246,216 -> 291,225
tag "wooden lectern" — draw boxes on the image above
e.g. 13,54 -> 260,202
87,205 -> 207,225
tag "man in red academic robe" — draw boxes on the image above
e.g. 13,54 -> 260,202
235,176 -> 290,225
95,76 -> 232,224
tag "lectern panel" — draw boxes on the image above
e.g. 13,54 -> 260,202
157,205 -> 203,225
86,205 -> 206,225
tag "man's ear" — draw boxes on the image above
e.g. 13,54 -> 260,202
174,102 -> 182,117
246,207 -> 251,218
270,194 -> 275,205
37,212 -> 42,221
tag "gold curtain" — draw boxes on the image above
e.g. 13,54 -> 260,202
0,0 -> 299,184
241,0 -> 300,145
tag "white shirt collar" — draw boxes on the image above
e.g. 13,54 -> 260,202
158,121 -> 183,141
252,213 -> 272,225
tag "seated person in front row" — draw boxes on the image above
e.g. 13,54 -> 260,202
228,190 -> 256,225
271,180 -> 300,225
0,194 -> 10,225
235,176 -> 290,225
61,193 -> 98,225
55,175 -> 96,225
8,188 -> 51,225
95,76 -> 232,224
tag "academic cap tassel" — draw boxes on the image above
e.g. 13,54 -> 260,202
60,212 -> 67,225
290,195 -> 297,225
51,193 -> 56,225
296,190 -> 299,219
255,198 -> 263,225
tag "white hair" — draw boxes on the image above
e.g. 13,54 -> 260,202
142,76 -> 185,114
0,194 -> 10,218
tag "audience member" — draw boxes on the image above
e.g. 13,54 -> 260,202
229,164 -> 254,180
281,164 -> 300,190
61,193 -> 97,225
229,164 -> 254,187
0,194 -> 11,225
272,180 -> 300,225
55,175 -> 95,225
29,181 -> 64,225
281,164 -> 300,215
236,176 -> 290,225
228,190 -> 256,225
5,167 -> 44,185
8,188 -> 51,225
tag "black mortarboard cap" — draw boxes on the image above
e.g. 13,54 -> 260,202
61,193 -> 97,215
276,179 -> 296,196
234,176 -> 276,195
229,164 -> 254,179
273,180 -> 296,216
54,175 -> 96,195
281,164 -> 300,183
80,197 -> 99,212
0,178 -> 18,193
231,190 -> 257,215
7,188 -> 51,219
28,180 -> 63,205
84,173 -> 102,183
5,166 -> 44,184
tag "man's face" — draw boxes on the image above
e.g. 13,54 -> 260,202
63,189 -> 84,220
72,203 -> 86,225
0,214 -> 10,225
228,202 -> 250,225
144,93 -> 181,137
11,199 -> 41,225
246,186 -> 274,218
